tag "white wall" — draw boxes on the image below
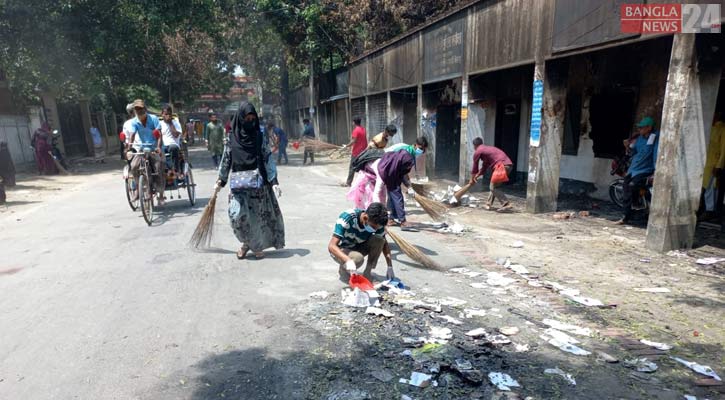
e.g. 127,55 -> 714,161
559,136 -> 615,200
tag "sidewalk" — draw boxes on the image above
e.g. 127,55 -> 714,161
313,153 -> 725,399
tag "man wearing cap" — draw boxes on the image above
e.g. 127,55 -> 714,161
127,99 -> 165,205
617,116 -> 659,224
121,103 -> 136,160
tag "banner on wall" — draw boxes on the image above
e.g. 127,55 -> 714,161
529,79 -> 544,147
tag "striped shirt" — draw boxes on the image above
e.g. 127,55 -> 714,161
333,209 -> 385,249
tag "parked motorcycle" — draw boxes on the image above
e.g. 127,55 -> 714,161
50,130 -> 69,171
608,154 -> 652,211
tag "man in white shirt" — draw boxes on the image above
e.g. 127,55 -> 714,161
160,105 -> 183,177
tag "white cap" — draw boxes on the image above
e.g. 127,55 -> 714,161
126,103 -> 134,113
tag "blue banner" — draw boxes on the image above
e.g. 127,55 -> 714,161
530,79 -> 544,147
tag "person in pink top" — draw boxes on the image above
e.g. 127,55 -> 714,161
470,137 -> 513,211
344,117 -> 368,186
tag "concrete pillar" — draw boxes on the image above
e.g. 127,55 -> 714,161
415,84 -> 426,178
459,76 -> 471,185
525,59 -> 568,213
78,99 -> 93,157
646,33 -> 724,252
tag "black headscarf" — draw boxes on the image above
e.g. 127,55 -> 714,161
229,102 -> 267,181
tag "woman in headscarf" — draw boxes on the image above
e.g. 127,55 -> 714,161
216,102 -> 285,259
31,123 -> 58,175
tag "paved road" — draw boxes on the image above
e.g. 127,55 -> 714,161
0,149 -> 467,399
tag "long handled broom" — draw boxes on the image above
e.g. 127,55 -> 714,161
386,228 -> 443,270
48,151 -> 70,175
189,184 -> 221,249
453,181 -> 474,203
414,193 -> 447,221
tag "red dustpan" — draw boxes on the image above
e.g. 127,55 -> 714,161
349,274 -> 374,291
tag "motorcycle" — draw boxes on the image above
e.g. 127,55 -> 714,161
608,154 -> 652,211
50,130 -> 69,171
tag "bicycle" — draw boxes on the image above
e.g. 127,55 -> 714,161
128,143 -> 160,226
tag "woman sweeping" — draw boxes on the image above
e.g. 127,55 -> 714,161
216,102 -> 285,259
31,123 -> 58,175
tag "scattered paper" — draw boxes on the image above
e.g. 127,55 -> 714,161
510,240 -> 525,248
640,339 -> 672,351
488,372 -> 520,391
544,328 -> 580,344
470,282 -> 487,289
436,297 -> 468,307
499,327 -> 520,336
429,326 -> 453,340
634,287 -> 671,293
462,308 -> 486,318
544,368 -> 576,386
561,291 -> 605,307
625,358 -> 658,373
696,257 -> 725,265
545,336 -> 591,355
508,264 -> 530,275
487,272 -> 516,287
671,357 -> 722,381
399,372 -> 433,388
341,288 -> 379,308
365,306 -> 393,317
542,319 -> 592,336
465,328 -> 488,338
514,343 -> 530,352
437,315 -> 463,325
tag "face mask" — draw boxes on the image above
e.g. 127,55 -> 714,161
364,224 -> 376,233
415,148 -> 424,157
242,120 -> 256,132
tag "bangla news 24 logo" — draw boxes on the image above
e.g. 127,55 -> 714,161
621,4 -> 721,34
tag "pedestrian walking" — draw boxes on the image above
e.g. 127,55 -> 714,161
205,113 -> 225,167
217,102 -> 285,260
31,123 -> 58,175
328,202 -> 395,283
343,117 -> 367,186
302,118 -> 315,165
470,137 -> 513,211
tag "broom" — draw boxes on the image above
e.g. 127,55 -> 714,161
411,181 -> 432,197
302,137 -> 342,152
386,227 -> 443,270
48,151 -> 70,175
189,184 -> 221,249
414,193 -> 447,221
453,182 -> 474,202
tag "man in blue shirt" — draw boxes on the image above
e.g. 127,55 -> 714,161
127,99 -> 165,205
617,116 -> 659,224
328,202 -> 395,282
267,122 -> 288,165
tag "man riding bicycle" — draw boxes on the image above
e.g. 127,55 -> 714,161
127,99 -> 165,206
160,105 -> 184,179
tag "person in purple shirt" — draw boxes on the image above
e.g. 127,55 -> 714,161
470,137 -> 513,211
617,116 -> 659,224
376,136 -> 428,226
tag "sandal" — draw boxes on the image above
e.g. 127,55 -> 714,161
237,245 -> 250,260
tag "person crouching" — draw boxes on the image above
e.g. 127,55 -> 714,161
328,202 -> 395,282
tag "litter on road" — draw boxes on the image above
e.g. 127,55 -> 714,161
634,287 -> 671,293
624,358 -> 658,373
544,336 -> 591,356
309,291 -> 330,299
510,240 -> 525,248
436,314 -> 463,325
462,308 -> 486,318
695,257 -> 725,265
341,288 -> 380,308
429,326 -> 453,341
399,372 -> 434,388
544,328 -> 580,344
499,327 -> 520,336
365,306 -> 393,317
544,368 -> 577,386
486,272 -> 516,287
542,319 -> 592,336
465,328 -> 488,338
671,357 -> 722,381
488,372 -> 521,391
640,339 -> 672,351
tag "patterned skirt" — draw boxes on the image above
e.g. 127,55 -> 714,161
228,185 -> 285,252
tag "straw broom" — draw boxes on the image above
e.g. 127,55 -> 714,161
302,137 -> 342,152
453,181 -> 474,202
386,227 -> 443,270
414,193 -> 447,221
48,151 -> 70,175
189,184 -> 221,249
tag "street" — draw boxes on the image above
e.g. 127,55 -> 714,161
1,148 -> 723,400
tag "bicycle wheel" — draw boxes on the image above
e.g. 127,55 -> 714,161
139,174 -> 154,226
185,163 -> 196,206
125,177 -> 138,211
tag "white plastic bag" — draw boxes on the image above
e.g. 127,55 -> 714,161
704,177 -> 717,212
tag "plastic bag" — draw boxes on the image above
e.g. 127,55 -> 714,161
704,177 -> 717,212
491,163 -> 509,184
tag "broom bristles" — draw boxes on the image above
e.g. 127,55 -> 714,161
414,193 -> 447,221
411,182 -> 431,197
453,182 -> 474,202
189,189 -> 219,249
386,228 -> 443,270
